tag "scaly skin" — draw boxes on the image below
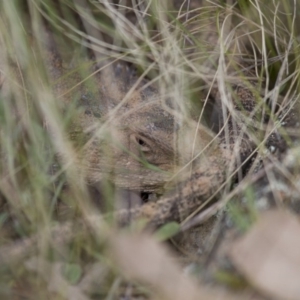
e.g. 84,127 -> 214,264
0,146 -> 234,265
0,22 -> 258,264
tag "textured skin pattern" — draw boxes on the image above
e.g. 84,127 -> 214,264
1,16 -> 293,264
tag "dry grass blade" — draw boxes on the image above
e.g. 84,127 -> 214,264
109,232 -> 254,300
229,210 -> 300,300
0,0 -> 300,298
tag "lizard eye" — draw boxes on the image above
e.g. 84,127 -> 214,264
132,135 -> 151,153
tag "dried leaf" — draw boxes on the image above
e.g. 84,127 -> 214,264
229,209 -> 300,300
109,232 -> 252,300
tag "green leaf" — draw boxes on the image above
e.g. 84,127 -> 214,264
154,222 -> 180,241
63,263 -> 82,285
0,213 -> 8,228
214,270 -> 247,289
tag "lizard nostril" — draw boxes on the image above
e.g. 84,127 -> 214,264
138,138 -> 146,146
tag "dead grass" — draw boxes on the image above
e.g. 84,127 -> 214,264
0,0 -> 300,299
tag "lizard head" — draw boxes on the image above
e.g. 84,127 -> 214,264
76,62 -> 220,192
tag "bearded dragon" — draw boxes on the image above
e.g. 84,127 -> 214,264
1,0 -> 284,264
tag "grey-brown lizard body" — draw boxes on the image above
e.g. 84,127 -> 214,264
0,15 -> 262,264
0,52 -> 247,265
0,144 -> 234,265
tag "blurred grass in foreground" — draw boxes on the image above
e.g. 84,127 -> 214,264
0,0 -> 300,299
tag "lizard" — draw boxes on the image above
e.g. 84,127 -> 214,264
0,27 -> 258,266
0,1 -> 293,263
